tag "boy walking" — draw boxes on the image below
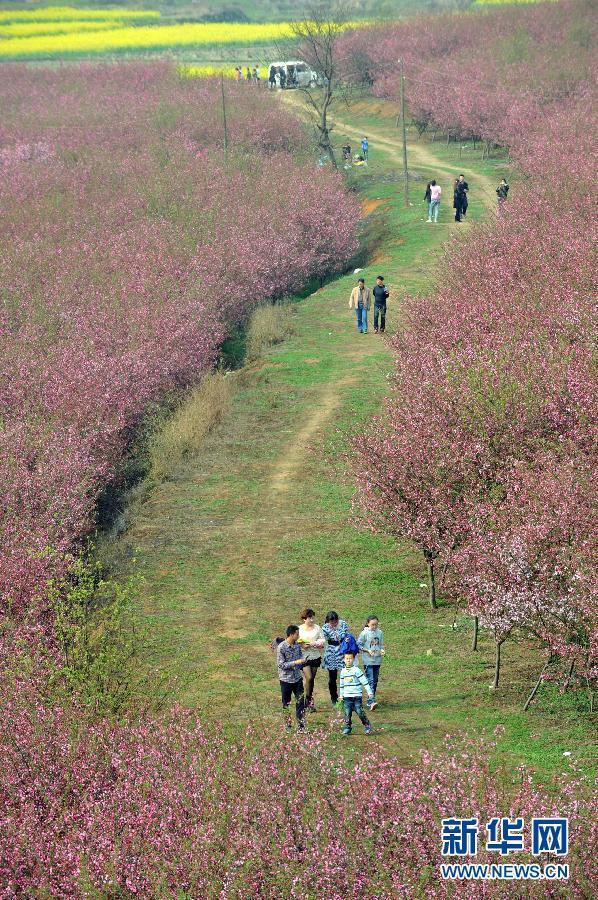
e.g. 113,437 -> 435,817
349,277 -> 371,333
357,615 -> 384,709
339,651 -> 373,735
277,625 -> 308,731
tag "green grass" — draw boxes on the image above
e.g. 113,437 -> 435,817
100,98 -> 596,777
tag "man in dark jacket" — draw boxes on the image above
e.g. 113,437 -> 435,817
496,178 -> 509,207
454,174 -> 469,222
372,275 -> 390,333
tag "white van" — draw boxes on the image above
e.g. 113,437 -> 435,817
267,60 -> 314,88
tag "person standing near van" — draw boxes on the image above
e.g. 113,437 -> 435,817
268,67 -> 276,89
373,275 -> 389,334
349,277 -> 371,334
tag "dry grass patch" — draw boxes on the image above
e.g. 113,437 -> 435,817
246,303 -> 295,360
150,373 -> 231,480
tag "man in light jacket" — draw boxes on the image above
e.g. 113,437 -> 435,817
349,277 -> 371,334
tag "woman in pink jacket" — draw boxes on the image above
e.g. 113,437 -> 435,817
427,180 -> 442,223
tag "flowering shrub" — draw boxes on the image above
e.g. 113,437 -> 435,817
0,690 -> 595,897
349,1 -> 597,686
0,63 -> 359,621
340,0 -> 596,154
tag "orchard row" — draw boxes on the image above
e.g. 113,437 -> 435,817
342,0 -> 596,691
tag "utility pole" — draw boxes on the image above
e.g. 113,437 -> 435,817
399,57 -> 409,206
220,72 -> 228,155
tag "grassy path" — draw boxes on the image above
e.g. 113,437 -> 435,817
108,100 -> 593,773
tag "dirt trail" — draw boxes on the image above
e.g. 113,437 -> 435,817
114,99 -> 499,748
333,114 -> 498,204
271,380 -> 351,493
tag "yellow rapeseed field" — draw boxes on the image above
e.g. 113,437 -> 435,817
180,64 -> 237,79
0,21 -> 297,59
0,6 -> 160,22
0,20 -> 133,38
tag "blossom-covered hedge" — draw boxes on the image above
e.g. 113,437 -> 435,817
349,1 -> 597,683
0,63 -> 359,620
1,693 -> 595,897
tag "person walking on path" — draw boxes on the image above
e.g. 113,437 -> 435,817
349,277 -> 371,334
361,136 -> 369,162
339,651 -> 373,735
427,180 -> 442,223
277,625 -> 308,731
454,174 -> 469,222
496,178 -> 509,208
322,611 -> 349,706
255,65 -> 261,85
357,615 -> 385,709
424,182 -> 432,217
298,608 -> 325,712
372,275 -> 389,334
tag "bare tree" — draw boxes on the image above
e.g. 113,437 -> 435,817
287,2 -> 354,170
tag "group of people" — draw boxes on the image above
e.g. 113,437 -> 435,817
425,174 -> 469,222
425,174 -> 509,223
348,274 -> 389,334
342,136 -> 369,168
235,66 -> 261,84
267,66 -> 298,89
273,610 -> 386,735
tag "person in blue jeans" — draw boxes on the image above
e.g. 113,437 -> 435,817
361,136 -> 369,161
339,651 -> 373,735
349,278 -> 371,334
357,615 -> 385,709
372,275 -> 389,334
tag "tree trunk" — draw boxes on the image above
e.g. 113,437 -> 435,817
561,658 -> 575,693
524,656 -> 552,711
471,616 -> 479,651
439,556 -> 450,591
427,558 -> 437,610
492,640 -> 503,690
318,89 -> 337,171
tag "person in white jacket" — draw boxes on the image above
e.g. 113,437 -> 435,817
298,608 -> 325,712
